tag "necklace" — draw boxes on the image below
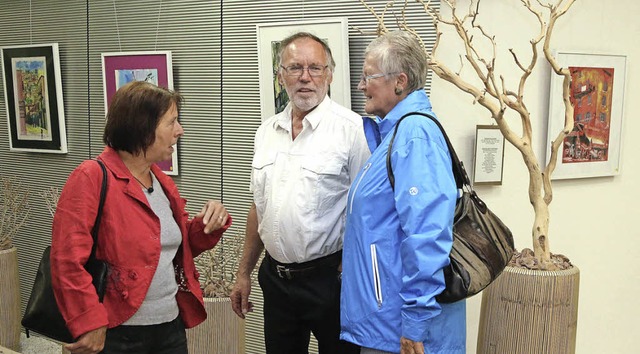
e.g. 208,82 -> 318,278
133,172 -> 154,193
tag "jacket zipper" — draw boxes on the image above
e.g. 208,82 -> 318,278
370,244 -> 383,308
350,163 -> 371,214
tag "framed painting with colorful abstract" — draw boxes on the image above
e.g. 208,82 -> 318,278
256,18 -> 351,120
1,43 -> 67,153
547,52 -> 626,179
101,51 -> 178,175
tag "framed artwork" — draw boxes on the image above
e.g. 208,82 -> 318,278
101,51 -> 178,175
256,18 -> 351,120
473,125 -> 504,185
547,52 -> 626,180
1,43 -> 67,153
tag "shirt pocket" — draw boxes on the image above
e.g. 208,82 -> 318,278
299,153 -> 347,212
251,153 -> 276,213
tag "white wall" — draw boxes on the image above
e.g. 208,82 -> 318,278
429,1 -> 640,353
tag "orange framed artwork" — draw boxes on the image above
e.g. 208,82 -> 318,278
547,52 -> 626,179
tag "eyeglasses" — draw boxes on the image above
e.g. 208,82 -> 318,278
280,65 -> 329,77
359,72 -> 399,84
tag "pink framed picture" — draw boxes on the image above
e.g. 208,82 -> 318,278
101,51 -> 178,175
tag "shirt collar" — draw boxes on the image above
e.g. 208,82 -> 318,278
274,95 -> 331,132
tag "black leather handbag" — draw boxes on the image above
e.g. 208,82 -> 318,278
387,112 -> 515,303
22,160 -> 109,343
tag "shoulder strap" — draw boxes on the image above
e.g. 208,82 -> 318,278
386,112 -> 470,191
89,160 -> 108,259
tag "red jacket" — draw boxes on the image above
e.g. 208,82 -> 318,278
51,147 -> 230,339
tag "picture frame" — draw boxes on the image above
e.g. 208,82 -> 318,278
472,125 -> 505,185
547,51 -> 626,180
2,43 -> 67,153
101,51 -> 178,175
256,18 -> 351,120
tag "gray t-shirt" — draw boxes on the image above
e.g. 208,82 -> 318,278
124,173 -> 181,325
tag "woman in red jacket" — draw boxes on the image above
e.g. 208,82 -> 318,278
51,81 -> 231,354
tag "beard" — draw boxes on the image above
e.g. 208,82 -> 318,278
291,94 -> 322,112
286,83 -> 329,113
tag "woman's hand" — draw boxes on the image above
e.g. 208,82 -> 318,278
400,337 -> 425,354
64,326 -> 107,354
196,200 -> 229,234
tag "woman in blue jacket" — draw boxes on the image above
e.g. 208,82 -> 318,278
340,31 -> 466,354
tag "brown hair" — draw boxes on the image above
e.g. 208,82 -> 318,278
103,81 -> 183,154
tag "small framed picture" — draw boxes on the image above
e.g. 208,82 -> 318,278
2,43 -> 67,153
101,51 -> 178,175
473,125 -> 505,185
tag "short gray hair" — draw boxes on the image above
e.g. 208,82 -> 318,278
277,32 -> 336,72
365,30 -> 428,93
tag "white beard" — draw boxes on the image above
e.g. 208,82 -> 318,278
291,94 -> 321,112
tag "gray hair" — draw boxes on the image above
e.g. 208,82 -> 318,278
365,30 -> 428,93
277,32 -> 336,72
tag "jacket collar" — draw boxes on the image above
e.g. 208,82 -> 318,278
376,89 -> 433,140
97,146 -> 177,204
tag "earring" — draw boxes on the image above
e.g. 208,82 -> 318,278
395,87 -> 403,95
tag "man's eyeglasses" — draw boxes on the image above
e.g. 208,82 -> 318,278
280,65 -> 329,77
359,72 -> 399,84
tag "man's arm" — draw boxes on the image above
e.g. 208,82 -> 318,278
230,203 -> 264,319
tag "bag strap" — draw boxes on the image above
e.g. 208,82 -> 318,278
386,111 -> 471,191
89,159 -> 108,260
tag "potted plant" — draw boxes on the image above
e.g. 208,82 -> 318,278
188,230 -> 259,354
361,0 -> 579,352
0,177 -> 31,351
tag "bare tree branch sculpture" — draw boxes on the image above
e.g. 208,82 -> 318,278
361,0 -> 576,270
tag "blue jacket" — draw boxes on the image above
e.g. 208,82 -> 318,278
340,90 -> 466,353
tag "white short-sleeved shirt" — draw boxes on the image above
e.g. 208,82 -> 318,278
251,96 -> 370,263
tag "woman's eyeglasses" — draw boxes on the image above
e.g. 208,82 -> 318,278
359,72 -> 399,84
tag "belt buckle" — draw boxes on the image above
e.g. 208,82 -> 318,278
276,265 -> 293,280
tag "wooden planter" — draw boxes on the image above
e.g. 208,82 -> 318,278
0,247 -> 21,351
477,266 -> 580,354
187,297 -> 245,354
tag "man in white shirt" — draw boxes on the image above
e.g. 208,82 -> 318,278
230,32 -> 370,354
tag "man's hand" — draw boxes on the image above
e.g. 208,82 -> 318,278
230,275 -> 254,319
400,337 -> 425,354
64,326 -> 107,354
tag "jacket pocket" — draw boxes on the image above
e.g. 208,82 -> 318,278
370,244 -> 383,308
343,241 -> 386,324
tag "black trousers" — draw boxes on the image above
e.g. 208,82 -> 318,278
100,316 -> 187,354
259,254 -> 359,354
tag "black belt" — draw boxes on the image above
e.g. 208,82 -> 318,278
267,251 -> 342,280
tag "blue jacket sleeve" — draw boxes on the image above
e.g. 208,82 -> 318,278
390,122 -> 458,342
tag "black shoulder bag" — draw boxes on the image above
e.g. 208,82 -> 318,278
387,112 -> 515,303
22,159 -> 109,343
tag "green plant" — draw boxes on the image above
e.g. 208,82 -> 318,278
0,177 -> 31,250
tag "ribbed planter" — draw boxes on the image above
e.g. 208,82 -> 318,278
0,247 -> 21,351
477,266 -> 580,354
186,297 -> 245,354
